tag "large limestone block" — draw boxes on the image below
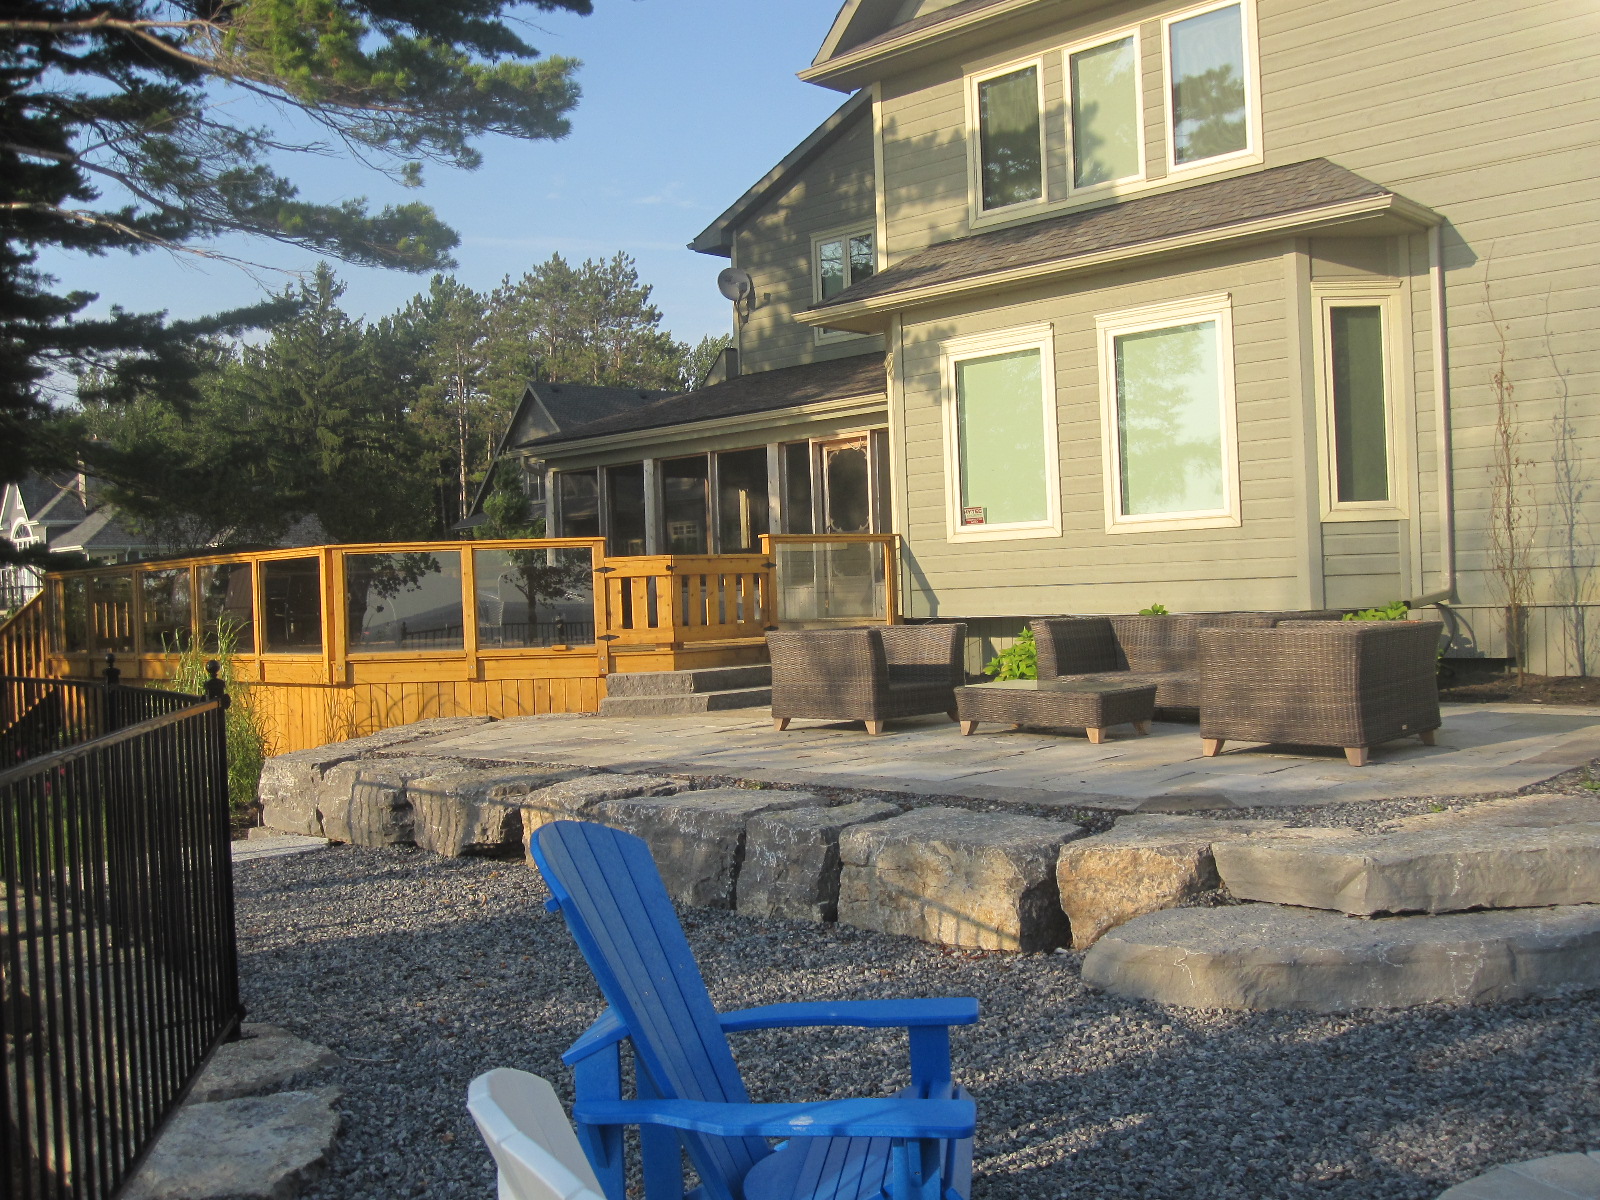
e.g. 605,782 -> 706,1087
1214,825 -> 1600,916
257,745 -> 366,836
1397,793 -> 1600,831
1081,903 -> 1600,1011
407,767 -> 588,857
358,715 -> 494,752
520,773 -> 679,836
738,800 -> 902,922
1057,815 -> 1287,949
838,808 -> 1082,951
316,756 -> 451,847
593,789 -> 821,908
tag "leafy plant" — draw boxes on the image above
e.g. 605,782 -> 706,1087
165,619 -> 270,819
1343,600 -> 1412,621
1138,603 -> 1169,616
984,628 -> 1037,681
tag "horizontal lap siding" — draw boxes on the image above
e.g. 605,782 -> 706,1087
897,245 -> 1304,617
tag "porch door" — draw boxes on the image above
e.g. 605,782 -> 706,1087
814,436 -> 881,619
820,436 -> 871,533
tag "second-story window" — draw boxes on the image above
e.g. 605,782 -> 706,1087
816,229 -> 875,301
1068,32 -> 1142,190
975,63 -> 1043,211
1167,1 -> 1252,167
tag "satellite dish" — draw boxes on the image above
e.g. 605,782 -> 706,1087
717,267 -> 755,322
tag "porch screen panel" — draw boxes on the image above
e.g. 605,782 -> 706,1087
141,567 -> 192,651
661,456 -> 709,554
474,547 -> 595,648
716,448 -> 770,554
558,471 -> 600,538
201,563 -> 254,652
345,551 -> 463,652
1169,3 -> 1248,164
955,348 -> 1049,526
978,66 -> 1042,210
606,463 -> 646,556
1114,321 -> 1225,516
1329,305 -> 1389,503
781,442 -> 814,534
1070,36 -> 1139,187
261,558 -> 322,653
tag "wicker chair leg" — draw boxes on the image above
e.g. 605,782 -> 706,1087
1087,727 -> 1107,744
1344,746 -> 1370,767
773,717 -> 790,732
960,720 -> 978,736
1419,729 -> 1437,745
864,720 -> 886,736
1133,720 -> 1150,735
1201,738 -> 1225,757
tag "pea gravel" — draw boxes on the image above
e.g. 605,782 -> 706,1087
236,843 -> 1600,1200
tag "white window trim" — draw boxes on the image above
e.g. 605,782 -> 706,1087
1162,0 -> 1263,178
965,56 -> 1049,222
1062,25 -> 1146,200
1311,280 -> 1408,522
811,224 -> 876,344
939,323 -> 1062,543
1095,292 -> 1241,534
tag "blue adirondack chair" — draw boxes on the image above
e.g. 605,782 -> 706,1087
530,820 -> 978,1200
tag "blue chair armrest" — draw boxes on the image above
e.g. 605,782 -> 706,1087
562,1008 -> 628,1066
573,1097 -> 976,1140
719,998 -> 979,1032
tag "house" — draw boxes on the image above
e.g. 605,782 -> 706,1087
533,0 -> 1599,674
1,472 -> 161,609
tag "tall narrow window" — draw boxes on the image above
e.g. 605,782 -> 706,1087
1069,35 -> 1141,189
1168,2 -> 1250,166
976,65 -> 1043,211
715,448 -> 770,553
815,229 -> 875,302
557,470 -> 599,538
605,462 -> 646,556
1097,297 -> 1238,530
1326,303 -> 1392,507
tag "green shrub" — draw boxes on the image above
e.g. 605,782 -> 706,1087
1342,600 -> 1411,621
983,628 -> 1037,680
1138,602 -> 1169,616
165,619 -> 270,818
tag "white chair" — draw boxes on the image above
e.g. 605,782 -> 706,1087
466,1069 -> 605,1200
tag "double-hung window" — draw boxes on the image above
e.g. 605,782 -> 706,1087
1315,288 -> 1403,518
1066,30 -> 1143,192
971,61 -> 1045,213
941,325 -> 1061,540
1096,295 -> 1240,532
1165,0 -> 1256,171
814,227 -> 875,341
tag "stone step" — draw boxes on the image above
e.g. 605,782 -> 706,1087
605,664 -> 772,698
598,686 -> 771,717
1213,823 -> 1600,916
1081,902 -> 1600,1011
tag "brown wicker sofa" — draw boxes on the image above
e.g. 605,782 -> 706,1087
767,623 -> 966,735
1198,621 -> 1443,766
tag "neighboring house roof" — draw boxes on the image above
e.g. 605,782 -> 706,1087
689,91 -> 873,257
803,160 -> 1439,326
526,353 -> 887,450
50,507 -> 150,555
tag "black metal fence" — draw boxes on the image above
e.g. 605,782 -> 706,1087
0,658 -> 198,770
1,674 -> 242,1200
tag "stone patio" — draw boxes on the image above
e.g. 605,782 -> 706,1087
417,702 -> 1600,812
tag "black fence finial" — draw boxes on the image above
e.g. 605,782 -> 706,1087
102,652 -> 120,687
204,659 -> 228,705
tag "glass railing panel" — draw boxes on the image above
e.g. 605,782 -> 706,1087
201,562 -> 255,653
474,547 -> 595,648
772,540 -> 886,625
261,558 -> 322,653
90,573 -> 135,654
140,567 -> 193,652
345,551 -> 464,652
61,577 -> 89,653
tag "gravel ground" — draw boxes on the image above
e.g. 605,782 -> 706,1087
237,842 -> 1600,1200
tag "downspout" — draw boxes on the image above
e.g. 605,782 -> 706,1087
1411,221 -> 1455,608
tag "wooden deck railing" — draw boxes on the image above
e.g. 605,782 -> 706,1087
0,593 -> 49,680
599,555 -> 773,647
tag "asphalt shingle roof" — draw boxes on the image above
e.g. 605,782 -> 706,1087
810,160 -> 1394,311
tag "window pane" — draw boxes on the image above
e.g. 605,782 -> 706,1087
1071,36 -> 1140,187
606,463 -> 646,555
781,442 -> 814,534
261,558 -> 322,653
848,234 -> 875,283
475,547 -> 595,648
1114,321 -> 1225,516
91,574 -> 134,654
955,349 -> 1049,525
345,552 -> 463,652
978,66 -> 1043,210
661,456 -> 709,554
558,470 -> 600,538
716,448 -> 770,554
201,563 -> 254,653
1170,4 -> 1248,165
1330,306 -> 1389,503
818,239 -> 846,299
141,568 -> 192,652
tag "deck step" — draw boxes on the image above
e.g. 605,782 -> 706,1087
605,664 -> 772,698
598,687 -> 772,718
1081,902 -> 1600,1011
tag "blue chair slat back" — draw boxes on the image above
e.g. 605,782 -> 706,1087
532,821 -> 771,1192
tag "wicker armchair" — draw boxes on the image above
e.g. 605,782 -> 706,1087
1198,621 -> 1443,766
767,623 -> 967,735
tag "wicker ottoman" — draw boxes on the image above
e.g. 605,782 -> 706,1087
955,678 -> 1158,744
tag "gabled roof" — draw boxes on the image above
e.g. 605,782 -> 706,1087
802,160 -> 1439,328
803,0 -> 1046,90
50,507 -> 150,555
10,472 -> 90,530
690,91 -> 872,257
526,353 -> 887,450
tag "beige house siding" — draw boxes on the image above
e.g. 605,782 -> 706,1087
733,110 -> 884,375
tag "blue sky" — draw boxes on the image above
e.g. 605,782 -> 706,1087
35,1 -> 851,348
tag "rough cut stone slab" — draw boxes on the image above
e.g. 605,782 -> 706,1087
122,1087 -> 342,1200
1214,825 -> 1600,916
358,715 -> 495,753
188,1025 -> 339,1103
838,807 -> 1083,951
520,773 -> 679,837
737,800 -> 902,922
1437,1152 -> 1600,1200
1057,815 -> 1286,949
1398,793 -> 1600,831
257,745 -> 366,837
593,789 -> 821,908
316,756 -> 452,847
1081,903 -> 1600,1011
407,767 -> 587,857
